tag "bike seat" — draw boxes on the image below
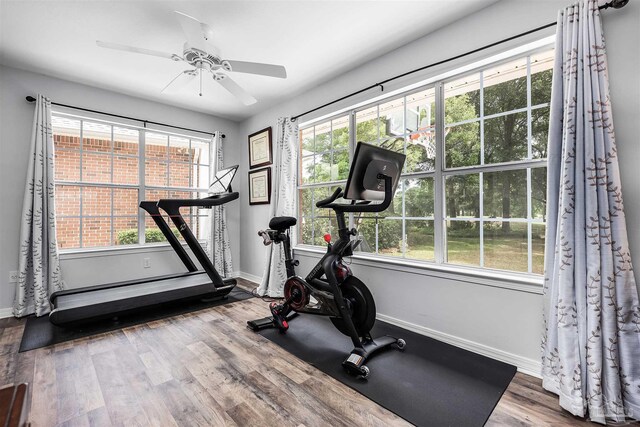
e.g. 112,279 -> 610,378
269,216 -> 297,230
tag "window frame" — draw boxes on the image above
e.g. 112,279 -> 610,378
296,43 -> 553,278
52,111 -> 215,252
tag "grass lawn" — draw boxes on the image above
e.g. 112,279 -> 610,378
378,236 -> 544,274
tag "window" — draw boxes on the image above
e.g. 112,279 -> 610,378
53,114 -> 214,250
298,47 -> 553,275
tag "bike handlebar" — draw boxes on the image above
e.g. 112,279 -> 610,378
315,187 -> 343,208
316,175 -> 394,213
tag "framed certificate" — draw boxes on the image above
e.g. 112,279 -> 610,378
248,127 -> 273,169
248,167 -> 271,205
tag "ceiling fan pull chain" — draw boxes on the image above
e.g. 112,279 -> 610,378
199,67 -> 203,97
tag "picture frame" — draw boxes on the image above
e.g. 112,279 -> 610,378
248,167 -> 271,205
248,127 -> 273,169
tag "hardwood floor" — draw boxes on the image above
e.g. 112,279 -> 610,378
0,279 -> 608,426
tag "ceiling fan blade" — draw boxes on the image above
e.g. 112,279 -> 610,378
225,60 -> 287,78
174,11 -> 213,52
161,70 -> 196,93
96,40 -> 179,61
214,75 -> 257,105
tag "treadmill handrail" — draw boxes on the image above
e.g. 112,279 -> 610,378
157,192 -> 239,209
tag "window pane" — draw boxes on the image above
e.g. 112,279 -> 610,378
113,127 -> 139,156
406,130 -> 435,173
83,121 -> 112,153
405,219 -> 434,261
315,122 -> 331,152
446,220 -> 480,266
314,152 -> 331,183
356,106 -> 379,143
298,188 -> 313,218
483,57 -> 528,116
355,218 -> 376,253
531,50 -> 554,106
531,107 -> 550,159
145,189 -> 168,201
332,149 -> 350,181
532,167 -> 547,220
378,219 -> 403,257
52,116 -> 80,150
406,88 -> 436,132
483,170 -> 527,219
113,156 -> 139,185
532,223 -> 546,274
82,186 -> 112,217
444,73 -> 480,125
191,139 -> 210,165
194,215 -> 210,241
445,174 -> 479,219
82,217 -> 112,248
300,156 -> 314,185
169,136 -> 191,163
145,161 -> 168,187
146,132 -> 168,161
299,217 -> 313,245
194,165 -> 210,189
169,162 -> 191,187
55,149 -> 80,181
113,188 -> 138,216
300,127 -> 314,155
379,97 -> 404,140
56,217 -> 80,249
82,152 -> 111,183
379,137 -> 404,154
484,111 -> 528,164
445,122 -> 480,168
312,217 -> 330,246
114,217 -> 138,245
332,116 -> 349,150
405,178 -> 434,218
483,221 -> 528,272
55,185 -> 80,217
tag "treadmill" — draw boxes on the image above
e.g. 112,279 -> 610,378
49,165 -> 240,326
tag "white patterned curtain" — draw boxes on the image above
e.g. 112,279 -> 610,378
541,1 -> 640,423
14,95 -> 64,317
256,117 -> 298,296
211,133 -> 234,277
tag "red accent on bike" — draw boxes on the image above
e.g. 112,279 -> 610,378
283,321 -> 288,328
323,233 -> 331,243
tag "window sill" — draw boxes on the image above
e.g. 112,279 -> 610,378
293,244 -> 544,295
59,241 -> 207,260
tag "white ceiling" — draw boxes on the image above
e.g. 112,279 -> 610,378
0,0 -> 499,122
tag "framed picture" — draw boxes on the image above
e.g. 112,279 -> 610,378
248,167 -> 271,205
248,127 -> 272,169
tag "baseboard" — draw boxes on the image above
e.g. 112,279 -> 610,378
0,307 -> 13,319
236,271 -> 262,284
377,313 -> 542,379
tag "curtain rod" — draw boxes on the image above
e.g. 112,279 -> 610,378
291,0 -> 629,122
25,95 -> 225,138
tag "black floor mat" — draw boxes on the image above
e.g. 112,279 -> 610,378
19,288 -> 253,352
257,315 -> 516,427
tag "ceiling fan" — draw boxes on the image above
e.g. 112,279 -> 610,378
96,11 -> 287,105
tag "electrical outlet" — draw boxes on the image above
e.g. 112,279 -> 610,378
9,271 -> 18,282
143,258 -> 151,268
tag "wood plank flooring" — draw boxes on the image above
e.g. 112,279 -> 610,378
0,279 -> 606,426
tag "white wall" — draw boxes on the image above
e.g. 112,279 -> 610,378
0,64 -> 242,312
235,0 -> 640,374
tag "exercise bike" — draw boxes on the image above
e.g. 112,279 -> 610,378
248,142 -> 406,378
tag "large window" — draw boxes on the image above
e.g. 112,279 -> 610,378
298,48 -> 553,275
53,114 -> 213,250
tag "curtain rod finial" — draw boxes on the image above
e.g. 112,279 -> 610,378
26,96 -> 36,103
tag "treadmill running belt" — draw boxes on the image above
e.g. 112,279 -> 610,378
19,288 -> 253,352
